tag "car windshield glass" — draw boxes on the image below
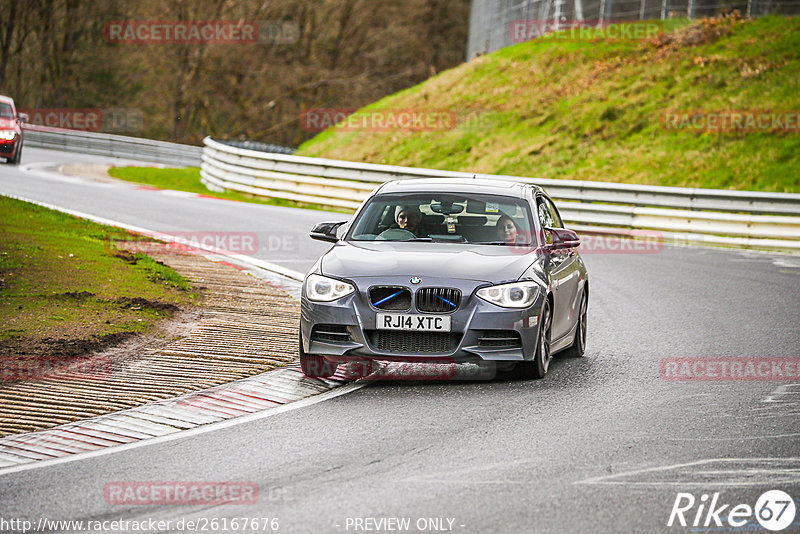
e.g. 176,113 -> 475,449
347,192 -> 535,246
0,104 -> 14,119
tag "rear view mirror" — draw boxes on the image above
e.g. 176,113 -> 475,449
17,113 -> 29,124
430,203 -> 464,215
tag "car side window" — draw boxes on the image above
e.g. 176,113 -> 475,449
545,198 -> 564,228
537,197 -> 554,229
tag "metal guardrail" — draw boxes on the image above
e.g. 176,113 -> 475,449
22,125 -> 202,167
214,139 -> 296,155
201,136 -> 800,250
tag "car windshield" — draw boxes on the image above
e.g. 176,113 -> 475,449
0,103 -> 14,119
347,192 -> 536,246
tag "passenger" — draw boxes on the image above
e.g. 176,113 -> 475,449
496,215 -> 520,245
395,205 -> 425,237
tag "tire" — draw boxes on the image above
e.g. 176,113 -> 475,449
561,292 -> 587,358
6,142 -> 20,165
299,332 -> 338,378
514,300 -> 551,380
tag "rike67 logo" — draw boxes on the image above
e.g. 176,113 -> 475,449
668,490 -> 796,531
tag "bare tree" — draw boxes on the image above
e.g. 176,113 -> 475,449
1,0 -> 471,145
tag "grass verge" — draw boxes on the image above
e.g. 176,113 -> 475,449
107,166 -> 348,213
0,195 -> 197,359
298,15 -> 800,193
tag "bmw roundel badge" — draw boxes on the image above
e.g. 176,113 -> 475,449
410,276 -> 422,285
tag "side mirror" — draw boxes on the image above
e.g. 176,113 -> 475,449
310,221 -> 347,243
17,113 -> 29,124
544,227 -> 580,250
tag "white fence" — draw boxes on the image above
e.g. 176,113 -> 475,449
201,136 -> 800,250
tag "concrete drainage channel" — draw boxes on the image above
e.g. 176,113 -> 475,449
0,366 -> 358,471
0,369 -> 367,474
0,237 -> 362,472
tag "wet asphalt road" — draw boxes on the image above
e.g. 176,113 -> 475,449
1,148 -> 799,533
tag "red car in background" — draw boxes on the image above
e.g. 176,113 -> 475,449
0,95 -> 25,164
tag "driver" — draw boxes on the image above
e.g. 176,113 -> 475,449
395,205 -> 425,237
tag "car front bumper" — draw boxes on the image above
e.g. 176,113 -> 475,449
0,138 -> 19,158
300,276 -> 546,365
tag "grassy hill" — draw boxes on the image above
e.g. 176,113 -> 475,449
298,15 -> 800,192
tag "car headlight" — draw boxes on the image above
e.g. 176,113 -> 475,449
476,281 -> 540,308
0,131 -> 17,140
305,274 -> 355,302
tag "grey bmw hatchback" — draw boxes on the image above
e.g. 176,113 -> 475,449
300,178 -> 588,380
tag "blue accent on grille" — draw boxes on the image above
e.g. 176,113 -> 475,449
436,295 -> 457,308
373,290 -> 403,306
416,287 -> 461,313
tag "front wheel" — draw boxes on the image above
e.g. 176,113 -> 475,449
8,143 -> 21,165
299,332 -> 339,378
514,300 -> 551,380
561,292 -> 587,358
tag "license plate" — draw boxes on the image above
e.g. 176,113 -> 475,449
377,313 -> 451,332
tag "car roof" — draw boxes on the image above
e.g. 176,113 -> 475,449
0,95 -> 14,105
376,178 -> 543,197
